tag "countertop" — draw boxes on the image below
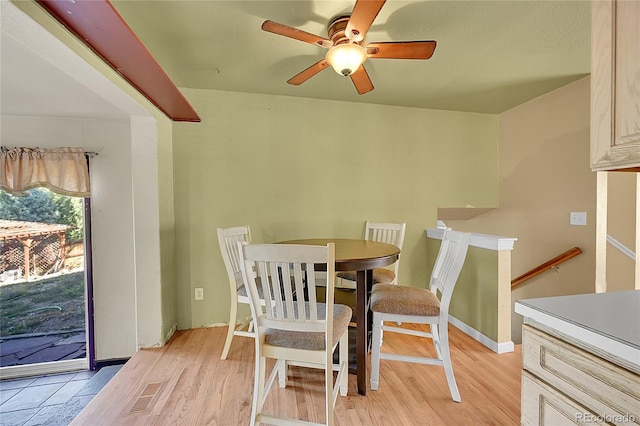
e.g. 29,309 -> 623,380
515,290 -> 640,371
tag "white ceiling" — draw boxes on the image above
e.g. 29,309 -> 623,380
1,33 -> 130,120
1,1 -> 591,121
1,0 -> 149,121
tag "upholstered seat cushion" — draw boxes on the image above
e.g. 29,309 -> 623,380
336,268 -> 395,284
238,277 -> 293,300
370,284 -> 440,316
237,277 -> 264,298
264,303 -> 352,351
237,283 -> 251,298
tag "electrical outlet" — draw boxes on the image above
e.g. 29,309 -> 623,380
195,287 -> 204,300
570,212 -> 587,226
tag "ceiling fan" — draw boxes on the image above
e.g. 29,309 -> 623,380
261,0 -> 436,95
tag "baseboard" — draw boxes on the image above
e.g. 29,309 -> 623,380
448,316 -> 514,354
165,322 -> 178,343
209,315 -> 252,328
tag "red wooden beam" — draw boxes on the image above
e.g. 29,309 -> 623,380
37,0 -> 200,122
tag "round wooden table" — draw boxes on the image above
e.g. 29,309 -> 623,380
279,238 -> 400,395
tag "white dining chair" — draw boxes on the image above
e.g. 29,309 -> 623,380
369,229 -> 470,402
217,225 -> 255,360
239,242 -> 350,426
336,221 -> 406,288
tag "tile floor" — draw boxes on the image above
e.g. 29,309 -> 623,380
0,365 -> 122,426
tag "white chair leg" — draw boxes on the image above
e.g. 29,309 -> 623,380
325,354 -> 334,426
278,359 -> 287,388
370,312 -> 383,391
220,301 -> 238,360
439,323 -> 461,402
251,354 -> 266,425
431,323 -> 443,360
339,331 -> 348,396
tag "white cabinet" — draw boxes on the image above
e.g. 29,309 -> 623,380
521,325 -> 640,425
591,0 -> 640,171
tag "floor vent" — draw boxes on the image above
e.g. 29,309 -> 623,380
129,381 -> 164,413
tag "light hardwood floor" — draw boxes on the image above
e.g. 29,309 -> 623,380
71,324 -> 522,425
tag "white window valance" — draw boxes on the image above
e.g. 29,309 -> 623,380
0,147 -> 90,197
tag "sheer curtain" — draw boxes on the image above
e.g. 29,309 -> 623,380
0,147 -> 90,197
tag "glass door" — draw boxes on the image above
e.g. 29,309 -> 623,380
0,188 -> 94,378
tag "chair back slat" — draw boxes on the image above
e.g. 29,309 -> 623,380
292,263 -> 306,321
266,262 -> 283,318
304,262 -> 318,314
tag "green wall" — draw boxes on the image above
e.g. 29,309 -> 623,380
174,88 -> 498,329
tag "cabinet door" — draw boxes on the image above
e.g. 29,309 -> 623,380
591,0 -> 640,171
521,372 -> 605,426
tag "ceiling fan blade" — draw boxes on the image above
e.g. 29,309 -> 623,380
346,0 -> 386,42
262,20 -> 332,48
367,41 -> 437,59
350,65 -> 374,94
287,60 -> 330,85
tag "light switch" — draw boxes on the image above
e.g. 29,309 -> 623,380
570,212 -> 587,226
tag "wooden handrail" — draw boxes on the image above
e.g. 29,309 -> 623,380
511,247 -> 583,289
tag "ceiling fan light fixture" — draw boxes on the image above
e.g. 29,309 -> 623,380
325,43 -> 367,76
